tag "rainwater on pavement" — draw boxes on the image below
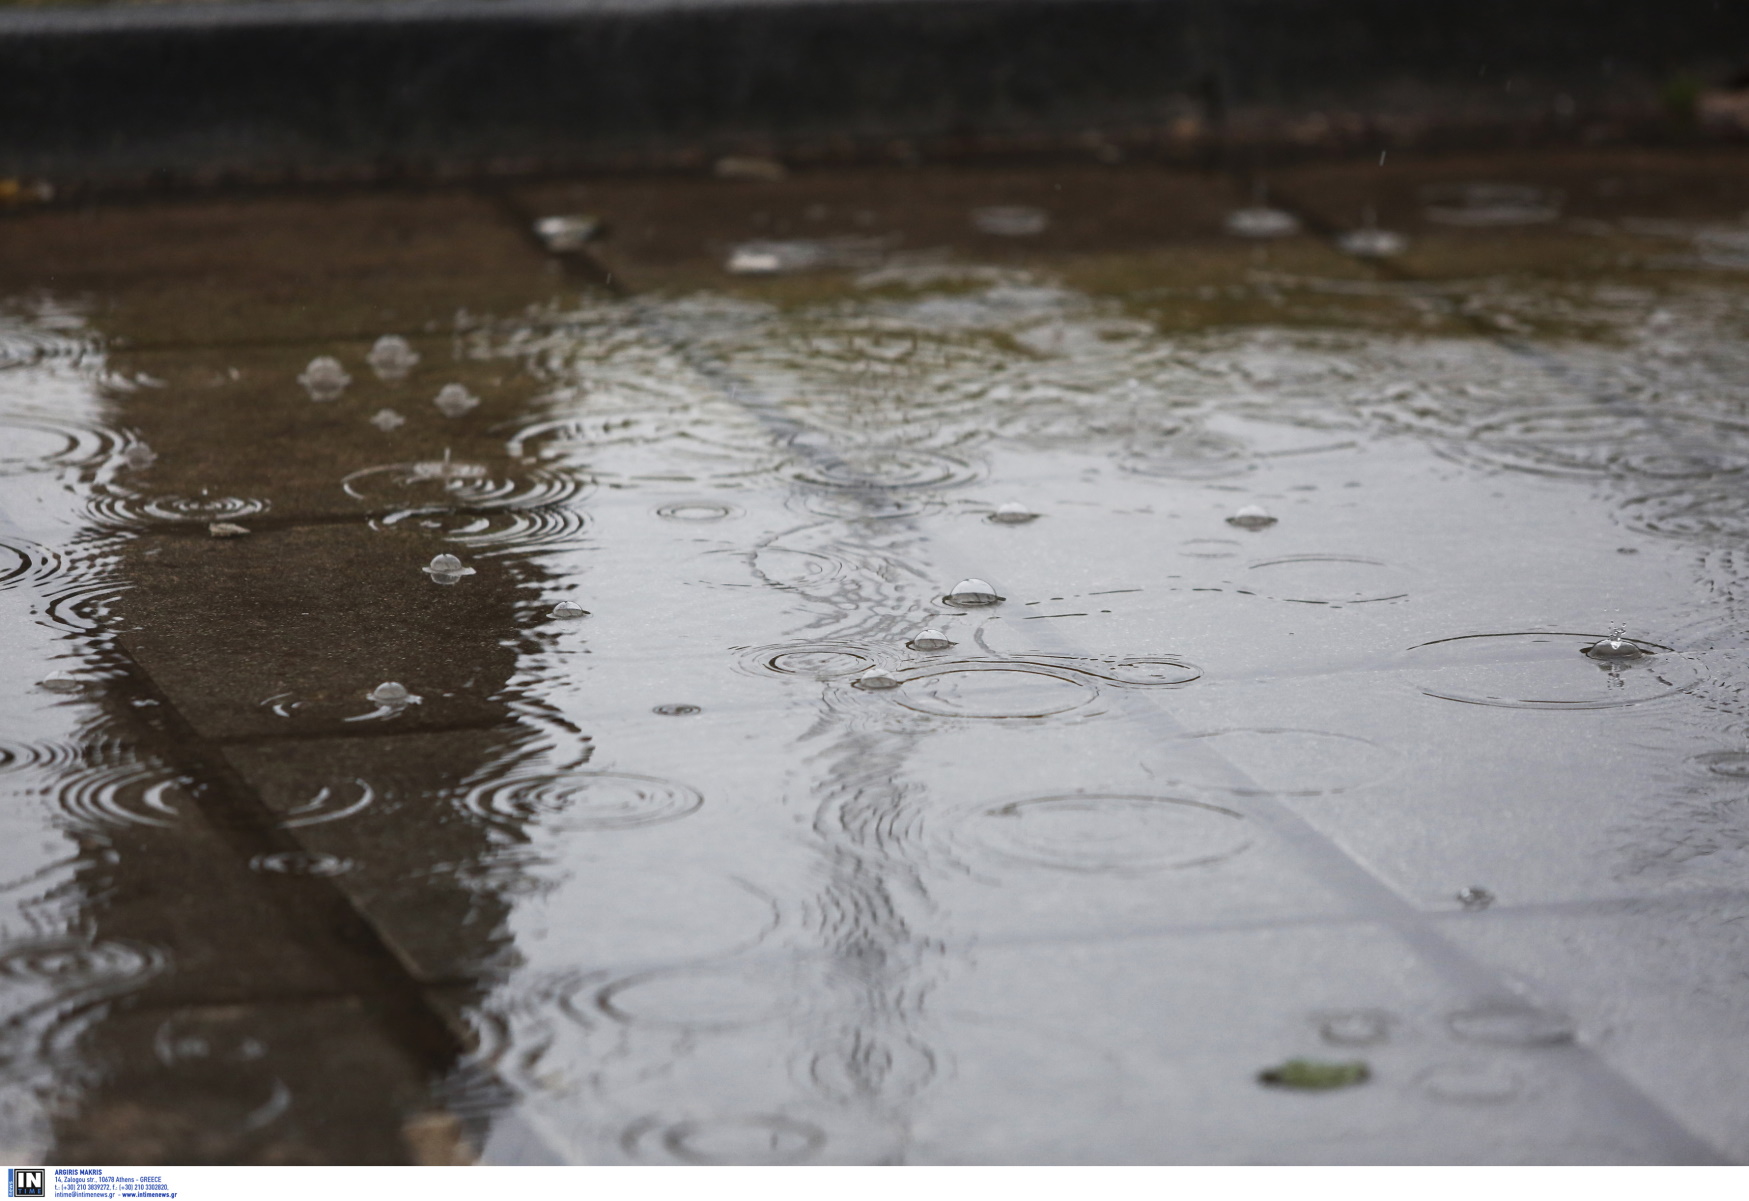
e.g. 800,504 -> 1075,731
4,150 -> 1749,1163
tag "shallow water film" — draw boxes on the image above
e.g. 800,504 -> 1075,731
6,152 -> 1749,1163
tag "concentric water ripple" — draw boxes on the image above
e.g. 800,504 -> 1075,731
594,960 -> 800,1030
50,762 -> 195,830
0,536 -> 65,592
461,772 -> 703,832
1405,632 -> 1702,710
369,506 -> 589,555
1618,485 -> 1749,544
741,642 -> 879,680
1120,427 -> 1253,480
957,793 -> 1253,873
0,415 -> 122,475
892,662 -> 1099,719
1457,407 -> 1749,479
84,490 -> 270,529
0,938 -> 167,991
621,1115 -> 827,1165
278,780 -> 377,828
789,447 -> 980,491
1009,654 -> 1202,687
1245,556 -> 1413,604
343,458 -> 586,512
655,500 -> 743,522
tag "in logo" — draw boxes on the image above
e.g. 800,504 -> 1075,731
6,1169 -> 43,1198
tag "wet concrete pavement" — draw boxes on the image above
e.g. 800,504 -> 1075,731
4,150 -> 1749,1162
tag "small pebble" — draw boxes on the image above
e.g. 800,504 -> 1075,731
208,522 -> 250,538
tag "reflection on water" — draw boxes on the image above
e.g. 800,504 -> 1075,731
9,215 -> 1749,1161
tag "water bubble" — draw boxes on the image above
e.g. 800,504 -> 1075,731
249,851 -> 355,877
366,335 -> 420,382
533,214 -> 602,252
433,384 -> 480,418
653,703 -> 702,716
368,681 -> 419,706
207,522 -> 249,538
1337,228 -> 1408,257
550,601 -> 589,619
1317,1010 -> 1393,1046
37,671 -> 84,694
1456,886 -> 1495,911
971,205 -> 1049,237
423,553 -> 476,584
297,356 -> 351,401
369,409 -> 407,432
1583,634 -> 1646,660
1225,208 -> 1301,238
945,578 -> 1002,606
121,443 -> 157,470
1448,1002 -> 1576,1047
852,667 -> 901,691
908,629 -> 955,651
988,501 -> 1039,524
1226,505 -> 1277,530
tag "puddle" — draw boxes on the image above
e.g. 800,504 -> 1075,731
7,169 -> 1749,1163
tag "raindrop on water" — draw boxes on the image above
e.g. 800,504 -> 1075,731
433,384 -> 480,418
422,553 -> 476,584
366,335 -> 420,382
989,501 -> 1039,525
1226,504 -> 1277,530
297,356 -> 351,401
369,408 -> 407,432
1456,886 -> 1495,911
121,443 -> 157,470
550,601 -> 589,619
208,522 -> 250,538
908,629 -> 955,651
852,667 -> 901,691
368,681 -> 420,706
38,671 -> 84,694
534,214 -> 603,252
946,578 -> 1002,605
1448,1002 -> 1576,1047
1583,628 -> 1646,660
